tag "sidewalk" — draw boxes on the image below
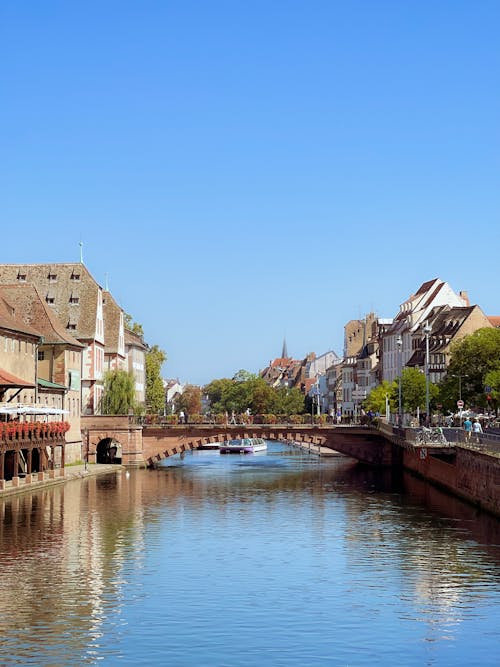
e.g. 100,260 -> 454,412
0,463 -> 125,499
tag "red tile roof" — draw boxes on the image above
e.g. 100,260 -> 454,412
0,369 -> 35,388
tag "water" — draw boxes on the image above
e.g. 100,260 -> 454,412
1,442 -> 499,666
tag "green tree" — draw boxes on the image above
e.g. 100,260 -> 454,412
484,369 -> 500,413
401,367 -> 439,413
145,344 -> 167,413
363,380 -> 397,415
440,328 -> 500,410
124,313 -> 144,336
204,378 -> 233,413
272,386 -> 305,415
203,372 -> 305,416
100,370 -> 136,415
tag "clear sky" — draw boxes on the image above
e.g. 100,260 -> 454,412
1,1 -> 499,386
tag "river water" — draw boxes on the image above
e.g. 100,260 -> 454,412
1,442 -> 499,666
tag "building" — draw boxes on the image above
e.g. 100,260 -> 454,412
405,303 -> 493,384
125,329 -> 147,406
0,283 -> 83,460
381,279 -> 469,383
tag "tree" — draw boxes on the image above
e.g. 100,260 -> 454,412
363,380 -> 397,415
440,328 -> 500,410
272,386 -> 305,415
100,370 -> 136,415
204,378 -> 233,413
176,384 -> 202,416
401,367 -> 439,413
145,345 -> 167,413
124,313 -> 144,336
484,369 -> 500,413
203,372 -> 305,416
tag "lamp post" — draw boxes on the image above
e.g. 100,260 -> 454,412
423,321 -> 432,426
396,335 -> 402,426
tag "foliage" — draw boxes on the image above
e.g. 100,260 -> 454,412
100,370 -> 136,415
204,371 -> 305,416
124,313 -> 144,336
484,369 -> 500,407
176,384 -> 202,416
439,328 -> 500,410
145,345 -> 167,414
400,367 -> 439,412
363,380 -> 397,415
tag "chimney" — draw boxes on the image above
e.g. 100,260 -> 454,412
459,291 -> 470,306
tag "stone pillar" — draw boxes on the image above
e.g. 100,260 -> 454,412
0,451 -> 4,483
27,448 -> 33,475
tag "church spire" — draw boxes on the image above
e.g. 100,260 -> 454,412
281,337 -> 288,359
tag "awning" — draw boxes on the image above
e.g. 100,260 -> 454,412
0,403 -> 69,415
0,369 -> 36,389
38,378 -> 68,391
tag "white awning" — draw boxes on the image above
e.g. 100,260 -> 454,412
0,403 -> 69,415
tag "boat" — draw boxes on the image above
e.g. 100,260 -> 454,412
219,438 -> 267,454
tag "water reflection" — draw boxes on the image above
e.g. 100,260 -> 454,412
0,443 -> 499,666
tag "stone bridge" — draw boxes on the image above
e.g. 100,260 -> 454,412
80,416 -> 395,468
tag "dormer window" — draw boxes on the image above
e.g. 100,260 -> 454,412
48,273 -> 57,282
70,273 -> 81,281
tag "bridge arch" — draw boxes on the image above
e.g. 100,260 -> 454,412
96,437 -> 122,464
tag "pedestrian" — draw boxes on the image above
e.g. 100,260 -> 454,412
463,416 -> 472,442
179,410 -> 185,424
472,418 -> 483,443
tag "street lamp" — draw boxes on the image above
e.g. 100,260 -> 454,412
396,334 -> 402,426
423,321 -> 432,425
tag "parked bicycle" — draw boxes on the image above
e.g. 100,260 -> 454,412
415,426 -> 448,446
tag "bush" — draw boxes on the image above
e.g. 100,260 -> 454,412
261,414 -> 277,424
166,414 -> 178,425
189,414 -> 203,423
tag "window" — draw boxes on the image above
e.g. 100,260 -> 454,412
17,273 -> 26,282
69,296 -> 80,304
46,296 -> 55,304
48,273 -> 57,282
67,323 -> 77,330
38,350 -> 45,361
70,273 -> 81,281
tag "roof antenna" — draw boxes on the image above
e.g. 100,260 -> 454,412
79,240 -> 84,264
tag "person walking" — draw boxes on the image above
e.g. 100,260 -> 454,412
472,418 -> 483,444
463,416 -> 472,442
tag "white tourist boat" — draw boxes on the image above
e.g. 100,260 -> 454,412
219,438 -> 267,454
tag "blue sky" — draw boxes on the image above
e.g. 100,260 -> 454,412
1,1 -> 499,385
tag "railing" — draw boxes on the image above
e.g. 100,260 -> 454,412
0,421 -> 70,442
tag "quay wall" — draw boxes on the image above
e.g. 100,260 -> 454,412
402,446 -> 500,517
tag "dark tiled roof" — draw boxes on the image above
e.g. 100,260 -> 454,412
125,328 -> 147,350
0,263 -> 101,341
0,290 -> 42,339
103,291 -> 123,354
0,283 -> 83,347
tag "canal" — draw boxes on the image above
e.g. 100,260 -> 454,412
1,442 -> 499,666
